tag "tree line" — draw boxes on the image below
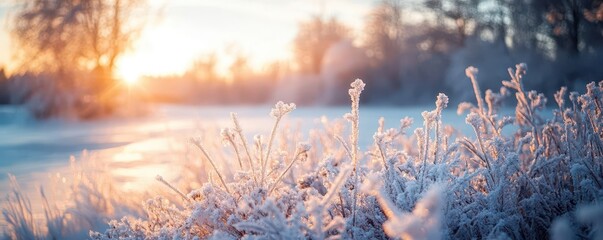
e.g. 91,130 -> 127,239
145,0 -> 603,107
1,0 -> 603,118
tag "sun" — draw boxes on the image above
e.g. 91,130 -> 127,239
117,66 -> 142,86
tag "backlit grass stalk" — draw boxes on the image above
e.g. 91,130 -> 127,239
374,118 -> 389,169
419,111 -> 434,193
192,139 -> 231,194
261,101 -> 295,187
155,175 -> 190,202
336,135 -> 354,162
466,66 -> 490,135
231,112 -> 258,185
221,128 -> 244,169
2,174 -> 38,239
311,165 -> 352,240
466,112 -> 495,188
434,93 -> 448,165
346,79 -> 365,229
40,187 -> 65,239
268,142 -> 310,195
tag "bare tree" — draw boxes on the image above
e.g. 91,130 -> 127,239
364,0 -> 404,63
10,0 -> 148,118
12,0 -> 146,74
229,53 -> 251,83
542,0 -> 603,55
425,0 -> 481,47
186,53 -> 219,83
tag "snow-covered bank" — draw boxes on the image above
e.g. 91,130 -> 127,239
3,64 -> 596,239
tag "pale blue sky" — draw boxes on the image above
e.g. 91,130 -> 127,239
0,0 -> 376,80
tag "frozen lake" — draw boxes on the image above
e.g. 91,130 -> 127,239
0,103 -> 497,234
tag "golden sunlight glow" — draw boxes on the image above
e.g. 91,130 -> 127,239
115,23 -> 200,80
118,67 -> 141,85
113,1 -> 327,80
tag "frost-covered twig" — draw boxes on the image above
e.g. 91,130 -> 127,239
346,79 -> 365,229
434,93 -> 448,165
231,112 -> 258,185
268,142 -> 310,195
261,101 -> 296,187
309,166 -> 352,240
221,127 -> 243,169
335,135 -> 354,161
155,175 -> 190,202
466,66 -> 489,135
192,138 -> 231,194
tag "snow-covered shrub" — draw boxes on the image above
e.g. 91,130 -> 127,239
8,72 -> 79,119
7,70 -> 128,119
4,63 -> 602,239
90,98 -> 355,239
91,65 -> 602,239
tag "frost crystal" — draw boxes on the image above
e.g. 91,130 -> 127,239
400,117 -> 413,131
230,112 -> 242,132
422,110 -> 437,123
343,112 -> 355,122
465,66 -> 479,77
465,112 -> 480,126
348,79 -> 366,99
435,93 -> 449,111
220,128 -> 235,144
270,101 -> 296,118
517,62 -> 528,72
296,142 -> 311,153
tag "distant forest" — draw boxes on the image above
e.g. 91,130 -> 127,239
138,0 -> 603,106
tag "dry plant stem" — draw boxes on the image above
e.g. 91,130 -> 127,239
419,119 -> 431,193
336,135 -> 354,161
352,157 -> 359,230
192,140 -> 231,194
434,120 -> 440,164
155,175 -> 190,202
339,193 -> 346,218
377,144 -> 387,169
508,68 -> 535,126
469,73 -> 490,135
231,113 -> 258,185
350,94 -> 361,229
268,151 -> 304,195
241,136 -> 257,184
312,166 -> 352,240
262,116 -> 282,187
471,125 -> 495,188
321,166 -> 352,206
257,138 -> 264,174
423,122 -> 430,167
5,174 -> 37,238
228,139 -> 244,169
469,73 -> 485,116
